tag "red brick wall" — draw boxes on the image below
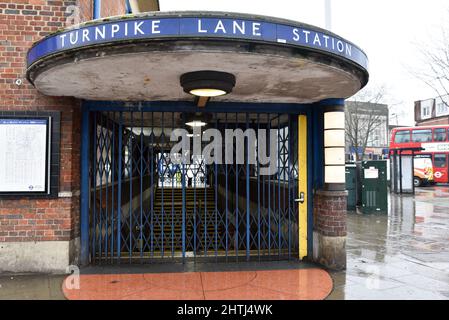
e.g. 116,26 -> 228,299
78,0 -> 92,22
0,1 -> 83,243
101,0 -> 126,18
313,191 -> 347,237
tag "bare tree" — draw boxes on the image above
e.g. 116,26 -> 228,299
345,86 -> 389,161
414,17 -> 449,105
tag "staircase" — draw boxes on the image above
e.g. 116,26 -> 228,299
151,187 -> 219,251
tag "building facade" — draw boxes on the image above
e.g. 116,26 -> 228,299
0,1 -> 369,272
415,95 -> 449,126
345,101 -> 389,160
0,0 -> 128,273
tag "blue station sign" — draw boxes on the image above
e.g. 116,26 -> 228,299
27,15 -> 368,71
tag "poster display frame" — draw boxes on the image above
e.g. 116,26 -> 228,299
0,116 -> 52,196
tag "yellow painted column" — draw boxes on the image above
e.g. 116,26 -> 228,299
298,115 -> 308,260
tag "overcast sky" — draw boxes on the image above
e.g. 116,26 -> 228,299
160,0 -> 449,125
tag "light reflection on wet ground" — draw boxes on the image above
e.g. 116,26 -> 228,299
328,185 -> 449,300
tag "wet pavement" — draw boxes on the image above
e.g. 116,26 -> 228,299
0,274 -> 65,300
62,269 -> 333,300
1,186 -> 448,300
328,185 -> 449,300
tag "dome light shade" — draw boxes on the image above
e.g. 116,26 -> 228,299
180,71 -> 236,97
189,88 -> 227,97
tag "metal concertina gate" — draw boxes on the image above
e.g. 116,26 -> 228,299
87,109 -> 306,264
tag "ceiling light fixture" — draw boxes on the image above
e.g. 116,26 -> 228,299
180,70 -> 236,107
186,120 -> 207,128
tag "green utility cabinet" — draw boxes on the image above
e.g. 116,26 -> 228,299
361,160 -> 388,214
345,164 -> 357,211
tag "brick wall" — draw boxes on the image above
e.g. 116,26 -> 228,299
78,0 -> 92,22
0,1 -> 83,243
313,191 -> 347,237
101,0 -> 126,18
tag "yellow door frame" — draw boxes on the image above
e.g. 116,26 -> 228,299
298,115 -> 308,260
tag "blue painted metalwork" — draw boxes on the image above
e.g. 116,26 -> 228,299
245,113 -> 250,261
267,115 -> 272,257
214,116 -> 219,259
92,112 -> 98,263
140,111 -> 144,259
312,106 -> 325,190
117,112 -> 123,261
125,0 -> 132,14
307,112 -> 315,257
181,113 -> 187,261
104,112 -> 109,260
129,111 -> 134,260
277,115 -> 281,258
85,104 -> 302,263
84,100 -> 314,114
111,117 -> 115,262
235,113 -> 239,260
256,114 -> 261,260
80,106 -> 90,265
318,98 -> 346,107
93,0 -> 101,20
287,115 -> 293,259
224,113 -> 229,260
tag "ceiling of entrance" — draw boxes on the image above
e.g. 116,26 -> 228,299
27,12 -> 369,104
32,46 -> 364,104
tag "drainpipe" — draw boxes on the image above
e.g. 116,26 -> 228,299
125,0 -> 132,14
93,0 -> 101,19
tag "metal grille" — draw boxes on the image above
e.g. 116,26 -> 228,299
89,111 -> 299,263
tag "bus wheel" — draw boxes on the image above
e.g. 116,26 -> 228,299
414,177 -> 422,187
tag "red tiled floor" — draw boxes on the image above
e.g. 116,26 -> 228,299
63,269 -> 333,300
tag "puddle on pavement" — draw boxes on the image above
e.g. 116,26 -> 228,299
329,185 -> 449,300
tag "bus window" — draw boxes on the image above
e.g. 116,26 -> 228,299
412,129 -> 432,142
434,154 -> 447,168
394,130 -> 411,143
434,128 -> 447,142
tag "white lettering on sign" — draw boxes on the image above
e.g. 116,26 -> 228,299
422,143 -> 449,152
292,28 -> 300,41
95,26 -> 106,40
215,20 -> 226,33
60,33 -> 67,47
302,30 -> 311,43
54,18 -> 354,60
252,22 -> 261,36
233,20 -> 245,35
82,29 -> 90,42
152,20 -> 161,34
198,19 -> 207,33
69,31 -> 78,45
135,21 -> 145,35
111,24 -> 120,37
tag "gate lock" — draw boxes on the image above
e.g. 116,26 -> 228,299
295,192 -> 305,204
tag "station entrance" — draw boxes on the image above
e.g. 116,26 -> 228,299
88,109 -> 307,264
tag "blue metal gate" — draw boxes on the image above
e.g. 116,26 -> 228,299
87,109 -> 300,264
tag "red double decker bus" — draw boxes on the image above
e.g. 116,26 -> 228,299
390,125 -> 449,185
